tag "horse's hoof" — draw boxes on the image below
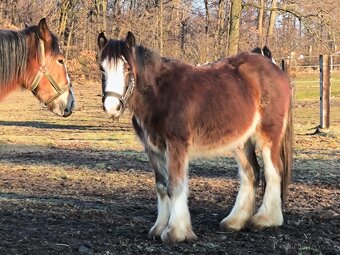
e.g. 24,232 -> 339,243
219,218 -> 244,232
160,226 -> 197,243
148,225 -> 165,239
248,213 -> 283,230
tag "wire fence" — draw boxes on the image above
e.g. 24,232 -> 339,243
277,54 -> 340,74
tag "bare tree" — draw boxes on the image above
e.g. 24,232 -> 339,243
1,0 -> 339,70
257,0 -> 264,45
228,0 -> 242,54
266,0 -> 277,44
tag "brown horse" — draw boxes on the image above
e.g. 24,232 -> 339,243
0,18 -> 75,117
97,32 -> 293,243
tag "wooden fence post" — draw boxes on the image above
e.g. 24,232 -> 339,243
319,55 -> 331,129
282,56 -> 295,101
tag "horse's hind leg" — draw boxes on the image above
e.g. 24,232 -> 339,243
249,142 -> 283,228
220,139 -> 260,231
160,140 -> 197,243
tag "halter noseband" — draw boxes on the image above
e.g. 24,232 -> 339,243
102,58 -> 136,113
30,38 -> 71,106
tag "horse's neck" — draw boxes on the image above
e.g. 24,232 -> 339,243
0,30 -> 28,99
128,57 -> 184,126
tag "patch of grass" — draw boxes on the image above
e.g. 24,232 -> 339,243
294,72 -> 340,101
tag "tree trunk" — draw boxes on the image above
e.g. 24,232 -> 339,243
0,1 -> 3,23
258,0 -> 264,45
65,18 -> 75,61
214,0 -> 225,60
102,0 -> 107,32
58,0 -> 69,44
95,0 -> 107,32
159,0 -> 163,55
204,0 -> 210,62
267,0 -> 277,44
228,0 -> 242,55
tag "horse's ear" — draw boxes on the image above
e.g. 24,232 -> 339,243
263,45 -> 272,57
251,47 -> 262,54
98,32 -> 108,50
126,31 -> 136,49
37,18 -> 52,42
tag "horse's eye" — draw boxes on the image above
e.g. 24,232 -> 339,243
100,66 -> 105,74
58,59 -> 64,65
124,64 -> 131,72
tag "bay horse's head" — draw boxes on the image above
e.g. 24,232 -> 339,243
97,31 -> 137,119
24,18 -> 75,117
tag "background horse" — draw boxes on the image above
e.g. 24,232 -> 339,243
97,32 -> 293,243
0,18 -> 75,117
252,45 -> 276,64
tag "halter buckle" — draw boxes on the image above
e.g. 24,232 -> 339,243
39,65 -> 47,73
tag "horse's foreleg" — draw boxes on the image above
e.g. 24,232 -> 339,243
147,149 -> 170,238
250,145 -> 283,228
220,140 -> 259,231
132,116 -> 171,238
160,142 -> 197,243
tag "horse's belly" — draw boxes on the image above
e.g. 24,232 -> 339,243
189,112 -> 260,158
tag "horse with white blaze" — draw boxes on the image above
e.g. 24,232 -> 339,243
97,31 -> 293,243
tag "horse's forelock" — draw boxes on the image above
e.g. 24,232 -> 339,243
102,40 -> 130,65
100,39 -> 160,88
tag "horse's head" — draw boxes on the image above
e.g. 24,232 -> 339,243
97,31 -> 137,119
25,18 -> 75,117
251,46 -> 276,64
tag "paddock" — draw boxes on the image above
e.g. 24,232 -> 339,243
0,75 -> 339,254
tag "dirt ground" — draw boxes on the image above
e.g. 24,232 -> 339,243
0,80 -> 339,255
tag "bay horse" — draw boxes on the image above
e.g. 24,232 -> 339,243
0,18 -> 75,117
97,32 -> 293,243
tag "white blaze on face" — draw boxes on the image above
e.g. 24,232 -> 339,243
101,57 -> 126,117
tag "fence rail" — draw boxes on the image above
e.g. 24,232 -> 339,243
277,53 -> 340,73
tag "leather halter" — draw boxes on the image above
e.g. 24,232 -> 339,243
30,38 -> 71,106
102,58 -> 135,113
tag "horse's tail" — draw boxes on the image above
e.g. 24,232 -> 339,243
280,96 -> 293,203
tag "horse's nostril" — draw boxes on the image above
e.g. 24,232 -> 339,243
116,104 -> 121,111
63,109 -> 72,117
